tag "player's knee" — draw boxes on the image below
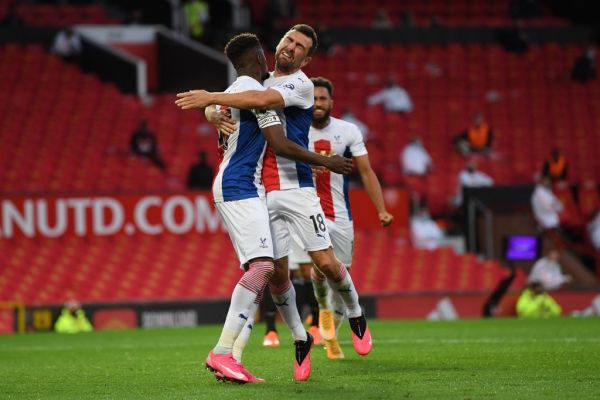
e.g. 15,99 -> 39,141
248,259 -> 275,281
315,258 -> 339,276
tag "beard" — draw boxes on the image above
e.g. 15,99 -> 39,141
313,108 -> 331,125
261,71 -> 270,81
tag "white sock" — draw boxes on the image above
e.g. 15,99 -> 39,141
232,301 -> 259,362
214,261 -> 273,355
328,285 -> 346,336
327,263 -> 362,318
269,279 -> 307,342
213,284 -> 256,355
311,268 -> 330,309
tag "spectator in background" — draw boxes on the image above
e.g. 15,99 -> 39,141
341,108 -> 369,140
516,281 -> 561,318
183,0 -> 210,41
570,47 -> 596,83
187,150 -> 214,190
528,249 -> 572,291
401,136 -> 432,177
410,205 -> 445,250
542,147 -> 568,182
453,159 -> 494,206
55,300 -> 93,333
454,113 -> 494,156
531,175 -> 563,231
372,8 -> 393,29
50,28 -> 82,61
401,136 -> 432,207
130,119 -> 167,171
588,210 -> 600,251
367,78 -> 413,114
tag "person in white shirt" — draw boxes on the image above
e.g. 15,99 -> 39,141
410,206 -> 444,250
401,136 -> 432,176
366,78 -> 413,114
531,175 -> 563,230
528,249 -> 572,291
587,210 -> 600,250
453,160 -> 494,206
51,28 -> 82,59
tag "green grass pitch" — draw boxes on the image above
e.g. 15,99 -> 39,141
1,318 -> 599,399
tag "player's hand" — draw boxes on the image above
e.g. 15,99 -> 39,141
175,90 -> 212,110
326,155 -> 353,175
378,211 -> 394,227
206,107 -> 236,135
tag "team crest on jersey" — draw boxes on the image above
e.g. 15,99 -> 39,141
334,134 -> 342,143
259,237 -> 268,248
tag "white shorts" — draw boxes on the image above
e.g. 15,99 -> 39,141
267,187 -> 332,260
326,218 -> 354,267
289,232 -> 312,270
216,197 -> 273,265
289,218 -> 354,269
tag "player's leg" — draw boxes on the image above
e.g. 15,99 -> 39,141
231,300 -> 265,383
309,247 -> 371,355
299,262 -> 321,343
281,187 -> 371,356
270,255 -> 314,380
290,233 -> 321,344
207,199 -> 274,382
289,234 -> 308,319
267,192 -> 313,381
327,219 -> 355,338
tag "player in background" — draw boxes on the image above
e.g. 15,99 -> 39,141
201,33 -> 351,383
177,25 -> 374,374
308,77 -> 394,358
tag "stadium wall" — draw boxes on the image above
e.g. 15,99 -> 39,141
7,291 -> 599,334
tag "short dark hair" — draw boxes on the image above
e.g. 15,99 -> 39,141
224,33 -> 261,69
311,77 -> 333,98
290,24 -> 318,56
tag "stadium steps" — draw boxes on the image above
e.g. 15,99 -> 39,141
0,230 -> 523,307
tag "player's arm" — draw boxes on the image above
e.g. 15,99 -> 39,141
354,155 -> 394,227
176,88 -> 285,110
261,123 -> 352,175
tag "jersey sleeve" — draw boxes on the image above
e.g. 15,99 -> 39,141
348,123 -> 368,157
270,76 -> 314,109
